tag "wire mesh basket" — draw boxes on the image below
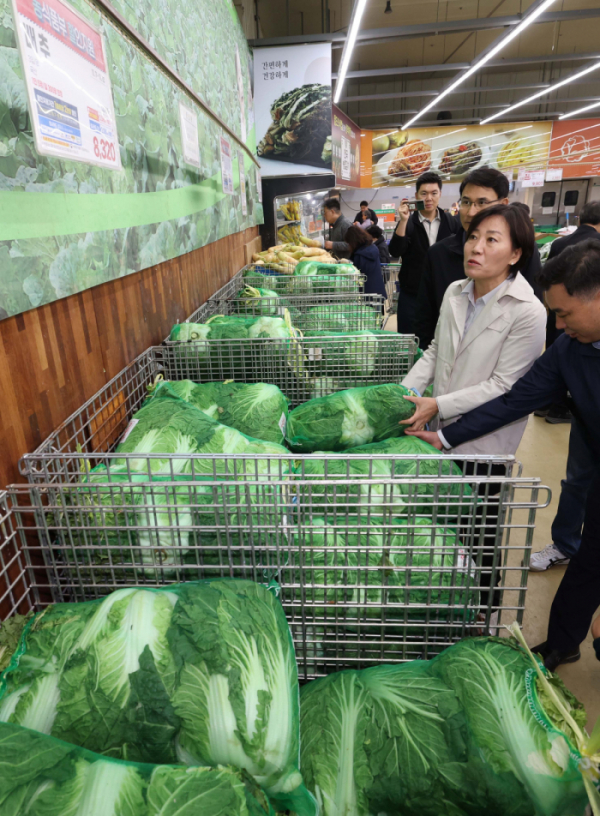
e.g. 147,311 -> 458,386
11,344 -> 551,677
212,264 -> 367,299
382,263 -> 401,314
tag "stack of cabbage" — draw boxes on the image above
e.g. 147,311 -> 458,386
0,581 -> 317,816
168,314 -> 296,380
299,636 -> 591,816
0,722 -> 277,816
244,261 -> 363,296
82,383 -> 290,577
301,303 -> 382,333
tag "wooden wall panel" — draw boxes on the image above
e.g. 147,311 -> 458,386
0,226 -> 258,487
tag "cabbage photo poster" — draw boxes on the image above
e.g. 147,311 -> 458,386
12,0 -> 121,169
254,43 -> 332,177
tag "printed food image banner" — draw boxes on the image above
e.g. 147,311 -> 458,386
332,105 -> 360,187
364,121 -> 552,187
253,43 -> 332,177
548,119 -> 600,178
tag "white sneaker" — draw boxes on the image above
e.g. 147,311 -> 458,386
529,544 -> 570,572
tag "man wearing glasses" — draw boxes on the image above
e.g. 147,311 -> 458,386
389,171 -> 460,334
414,167 -> 542,350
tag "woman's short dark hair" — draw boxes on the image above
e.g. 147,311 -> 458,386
345,225 -> 373,253
366,225 -> 383,240
323,197 -> 341,212
465,203 -> 534,274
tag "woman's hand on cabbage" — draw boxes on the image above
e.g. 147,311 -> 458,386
399,396 -> 439,431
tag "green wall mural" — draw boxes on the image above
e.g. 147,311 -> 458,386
0,0 -> 262,320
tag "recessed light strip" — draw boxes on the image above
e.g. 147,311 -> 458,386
400,0 -> 557,130
559,99 -> 600,120
480,62 -> 600,124
334,0 -> 369,105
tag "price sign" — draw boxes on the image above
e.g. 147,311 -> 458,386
12,0 -> 120,169
220,136 -> 234,195
238,152 -> 247,216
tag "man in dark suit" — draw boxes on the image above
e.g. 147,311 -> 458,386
388,171 -> 459,334
547,201 -> 600,260
407,239 -> 600,671
414,167 -> 542,350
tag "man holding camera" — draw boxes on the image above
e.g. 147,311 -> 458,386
388,171 -> 460,334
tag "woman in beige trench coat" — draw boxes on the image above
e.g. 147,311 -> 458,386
401,203 -> 547,456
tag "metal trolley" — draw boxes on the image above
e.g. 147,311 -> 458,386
3,346 -> 550,680
382,262 -> 401,315
212,265 -> 367,300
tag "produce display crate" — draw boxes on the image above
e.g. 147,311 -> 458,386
201,292 -> 388,332
163,330 -> 417,402
10,347 -> 551,678
211,264 -> 367,299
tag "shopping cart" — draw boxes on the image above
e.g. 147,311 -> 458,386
211,264 -> 367,300
7,346 -> 550,679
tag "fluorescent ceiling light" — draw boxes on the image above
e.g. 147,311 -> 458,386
401,0 -> 556,130
559,99 -> 600,120
334,0 -> 368,105
481,61 -> 600,124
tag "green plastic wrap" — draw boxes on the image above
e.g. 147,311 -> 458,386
0,721 -> 276,816
285,384 -> 416,452
0,580 -> 316,815
146,379 -> 289,444
299,637 -> 589,816
169,315 -> 295,343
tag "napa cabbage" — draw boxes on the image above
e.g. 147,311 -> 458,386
300,638 -> 589,816
286,384 -> 416,452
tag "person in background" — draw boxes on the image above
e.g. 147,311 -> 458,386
400,203 -> 546,628
388,171 -> 459,335
366,225 -> 392,265
354,200 -> 378,227
405,239 -> 600,671
415,167 -> 543,350
323,197 -> 353,259
345,226 -> 387,300
523,202 -> 600,571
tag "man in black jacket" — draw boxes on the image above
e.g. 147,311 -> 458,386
354,200 -> 378,226
406,240 -> 600,671
414,167 -> 542,350
547,200 -> 600,259
366,225 -> 391,265
388,171 -> 459,334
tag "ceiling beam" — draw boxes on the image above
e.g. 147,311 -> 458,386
364,112 -> 568,128
340,80 -> 600,103
249,9 -> 600,49
352,97 -> 600,118
335,51 -> 600,80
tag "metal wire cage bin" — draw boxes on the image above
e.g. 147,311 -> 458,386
162,329 -> 417,402
211,264 -> 367,299
5,462 -> 549,680
12,344 -> 551,678
195,292 -> 388,332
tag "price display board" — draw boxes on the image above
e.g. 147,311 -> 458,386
12,0 -> 121,170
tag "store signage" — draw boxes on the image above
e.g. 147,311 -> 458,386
238,153 -> 247,216
220,136 -> 234,194
179,102 -> 200,169
545,168 -> 563,181
253,43 -> 332,177
235,46 -> 246,143
13,0 -> 121,169
331,105 -> 361,187
520,170 -> 545,188
548,119 -> 600,178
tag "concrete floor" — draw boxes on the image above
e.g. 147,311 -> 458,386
386,311 -> 598,728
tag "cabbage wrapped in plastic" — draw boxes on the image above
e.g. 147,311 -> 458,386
286,384 -> 416,452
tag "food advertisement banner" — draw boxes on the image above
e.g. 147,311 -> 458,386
363,122 -> 552,187
254,43 -> 332,177
0,0 -> 262,320
331,105 -> 360,187
548,120 -> 600,178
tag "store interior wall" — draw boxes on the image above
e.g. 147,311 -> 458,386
0,227 -> 258,492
